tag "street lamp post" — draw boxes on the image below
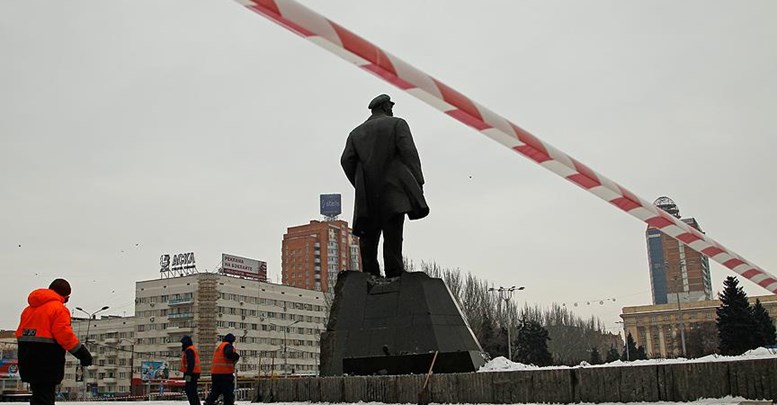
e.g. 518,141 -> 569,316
488,286 -> 525,361
282,320 -> 302,376
74,306 -> 109,399
118,338 -> 134,396
615,321 -> 629,361
674,289 -> 687,358
667,261 -> 688,358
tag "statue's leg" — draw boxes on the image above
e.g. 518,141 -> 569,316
359,227 -> 381,276
382,214 -> 405,278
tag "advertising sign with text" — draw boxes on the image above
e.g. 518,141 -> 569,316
221,253 -> 267,282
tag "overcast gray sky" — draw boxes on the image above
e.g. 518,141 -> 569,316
1,1 -> 775,332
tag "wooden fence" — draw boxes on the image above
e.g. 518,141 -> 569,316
253,358 -> 777,403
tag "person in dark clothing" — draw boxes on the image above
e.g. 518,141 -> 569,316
16,279 -> 92,405
341,94 -> 428,278
203,333 -> 240,405
179,335 -> 201,405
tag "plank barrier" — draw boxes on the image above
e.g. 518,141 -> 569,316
253,358 -> 777,403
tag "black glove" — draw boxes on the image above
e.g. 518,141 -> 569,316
74,345 -> 92,367
184,374 -> 192,383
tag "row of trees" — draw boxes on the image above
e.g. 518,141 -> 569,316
409,262 -> 775,364
413,261 -> 623,366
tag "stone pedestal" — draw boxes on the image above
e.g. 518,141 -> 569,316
319,270 -> 485,376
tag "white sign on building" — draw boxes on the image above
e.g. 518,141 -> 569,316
221,253 -> 267,281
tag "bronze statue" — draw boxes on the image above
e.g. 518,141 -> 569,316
341,94 -> 428,278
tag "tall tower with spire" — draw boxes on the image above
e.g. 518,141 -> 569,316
646,197 -> 713,304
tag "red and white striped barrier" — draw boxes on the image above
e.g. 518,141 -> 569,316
234,0 -> 777,294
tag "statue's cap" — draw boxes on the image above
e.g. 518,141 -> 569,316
368,94 -> 394,110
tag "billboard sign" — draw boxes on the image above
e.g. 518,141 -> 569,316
140,361 -> 169,381
320,194 -> 342,217
0,359 -> 19,379
221,253 -> 267,282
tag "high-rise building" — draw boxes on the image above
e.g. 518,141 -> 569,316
282,220 -> 361,292
646,197 -> 713,305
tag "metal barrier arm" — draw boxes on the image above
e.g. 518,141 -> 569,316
234,0 -> 777,294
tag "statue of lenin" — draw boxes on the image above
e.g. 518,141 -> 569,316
341,94 -> 429,278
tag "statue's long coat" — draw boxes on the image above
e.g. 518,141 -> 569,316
341,111 -> 428,236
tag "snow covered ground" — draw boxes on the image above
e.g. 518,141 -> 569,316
479,347 -> 777,372
58,399 -> 767,405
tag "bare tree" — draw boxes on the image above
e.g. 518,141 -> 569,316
415,260 -> 615,364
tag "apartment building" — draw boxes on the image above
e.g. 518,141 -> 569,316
62,315 -> 135,398
56,270 -> 328,398
282,219 -> 360,292
134,272 -> 327,378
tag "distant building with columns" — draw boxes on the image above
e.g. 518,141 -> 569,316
620,294 -> 777,358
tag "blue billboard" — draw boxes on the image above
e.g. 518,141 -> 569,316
140,361 -> 169,381
320,194 -> 342,217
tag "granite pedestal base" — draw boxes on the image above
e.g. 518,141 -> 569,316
319,271 -> 485,376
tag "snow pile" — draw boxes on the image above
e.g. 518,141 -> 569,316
479,347 -> 777,372
478,356 -> 542,372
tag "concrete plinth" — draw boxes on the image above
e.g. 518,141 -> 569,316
319,270 -> 485,376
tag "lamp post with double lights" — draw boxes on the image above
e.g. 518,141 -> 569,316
269,320 -> 302,376
75,306 -> 109,399
283,320 -> 302,376
488,286 -> 525,361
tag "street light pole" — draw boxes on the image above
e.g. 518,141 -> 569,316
75,306 -> 109,399
675,289 -> 687,358
118,338 -> 134,396
282,320 -> 302,376
488,286 -> 525,361
668,262 -> 688,358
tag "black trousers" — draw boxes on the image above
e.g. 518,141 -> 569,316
204,375 -> 234,405
359,213 -> 405,278
184,375 -> 201,405
30,383 -> 56,405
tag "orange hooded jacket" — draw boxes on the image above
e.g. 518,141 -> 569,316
16,288 -> 82,384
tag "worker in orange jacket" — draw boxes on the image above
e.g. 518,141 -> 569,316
203,333 -> 240,405
16,279 -> 92,405
179,335 -> 201,405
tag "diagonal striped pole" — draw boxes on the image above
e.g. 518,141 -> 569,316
235,0 -> 777,294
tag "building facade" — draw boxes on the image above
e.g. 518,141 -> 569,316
134,273 -> 327,378
646,197 -> 712,305
282,220 -> 360,292
621,294 -> 777,359
63,315 -> 135,398
57,272 -> 328,398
